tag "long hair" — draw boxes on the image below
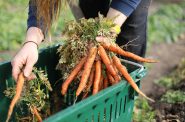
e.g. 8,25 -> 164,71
32,0 -> 67,34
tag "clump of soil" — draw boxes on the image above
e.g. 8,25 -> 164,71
144,56 -> 185,121
150,79 -> 185,122
153,101 -> 185,122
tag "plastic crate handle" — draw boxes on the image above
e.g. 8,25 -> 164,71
119,59 -> 144,74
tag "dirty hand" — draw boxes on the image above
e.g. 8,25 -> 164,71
11,27 -> 43,81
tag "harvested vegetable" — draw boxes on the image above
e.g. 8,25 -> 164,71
57,14 -> 157,101
98,45 -> 120,83
31,106 -> 42,122
103,77 -> 108,89
93,60 -> 102,95
112,55 -> 155,102
76,47 -> 97,97
6,72 -> 25,122
82,66 -> 95,99
101,43 -> 158,63
4,68 -> 52,121
61,56 -> 87,95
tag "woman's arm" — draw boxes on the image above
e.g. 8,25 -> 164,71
27,0 -> 44,45
11,0 -> 44,80
97,0 -> 141,42
107,0 -> 141,26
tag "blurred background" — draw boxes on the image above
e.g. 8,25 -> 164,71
0,0 -> 185,121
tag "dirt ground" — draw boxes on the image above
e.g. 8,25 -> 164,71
149,78 -> 185,122
141,38 -> 185,94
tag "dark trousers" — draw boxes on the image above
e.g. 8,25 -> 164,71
79,0 -> 151,59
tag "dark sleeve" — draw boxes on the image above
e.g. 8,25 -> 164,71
27,0 -> 38,29
27,0 -> 46,36
110,0 -> 141,17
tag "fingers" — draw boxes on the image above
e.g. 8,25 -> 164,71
96,36 -> 107,43
11,43 -> 38,81
96,36 -> 111,44
23,58 -> 36,78
26,73 -> 36,81
11,59 -> 22,81
12,58 -> 36,81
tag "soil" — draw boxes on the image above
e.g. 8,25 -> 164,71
140,35 -> 185,121
153,102 -> 185,122
149,79 -> 185,122
141,2 -> 185,120
141,39 -> 185,94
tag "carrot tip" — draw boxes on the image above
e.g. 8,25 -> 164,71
146,59 -> 159,63
140,91 -> 155,102
145,96 -> 155,103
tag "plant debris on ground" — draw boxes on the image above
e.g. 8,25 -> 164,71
133,58 -> 185,122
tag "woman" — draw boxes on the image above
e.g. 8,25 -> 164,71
11,0 -> 151,80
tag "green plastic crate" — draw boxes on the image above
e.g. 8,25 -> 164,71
0,45 -> 147,122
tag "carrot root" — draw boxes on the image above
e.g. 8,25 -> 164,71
101,43 -> 158,63
31,106 -> 42,122
98,72 -> 104,92
61,56 -> 87,95
103,77 -> 108,89
76,47 -> 97,96
98,45 -> 120,82
106,70 -> 116,85
82,66 -> 95,99
6,72 -> 25,122
93,60 -> 102,95
111,58 -> 121,82
112,55 -> 155,102
85,66 -> 95,92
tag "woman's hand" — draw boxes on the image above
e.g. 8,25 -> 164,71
11,42 -> 38,80
11,27 -> 44,80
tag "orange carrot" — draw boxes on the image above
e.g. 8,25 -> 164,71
113,64 -> 121,82
82,91 -> 88,99
82,66 -> 95,99
112,55 -> 154,102
106,70 -> 116,85
6,72 -> 25,122
103,77 -> 108,89
85,66 -> 95,92
31,106 -> 42,122
61,56 -> 87,95
98,72 -> 104,91
101,43 -> 158,63
111,58 -> 121,82
93,60 -> 102,95
98,45 -> 120,82
76,47 -> 97,96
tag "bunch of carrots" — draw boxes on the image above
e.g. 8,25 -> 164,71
61,42 -> 157,101
5,68 -> 52,122
58,15 -> 158,102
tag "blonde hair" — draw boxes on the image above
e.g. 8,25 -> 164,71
32,0 -> 67,34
